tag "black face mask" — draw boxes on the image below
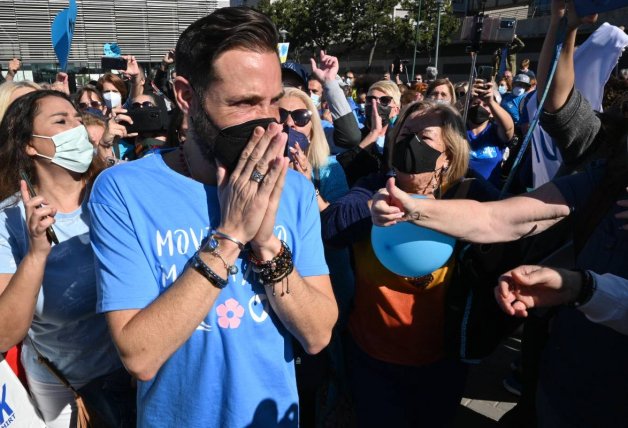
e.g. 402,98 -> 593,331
467,105 -> 491,125
213,117 -> 277,172
392,134 -> 443,174
365,103 -> 392,128
189,92 -> 277,173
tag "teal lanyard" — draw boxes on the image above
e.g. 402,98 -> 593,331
500,16 -> 569,199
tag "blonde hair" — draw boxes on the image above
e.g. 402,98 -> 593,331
0,81 -> 41,124
282,88 -> 329,171
368,80 -> 401,107
389,100 -> 469,186
427,78 -> 457,105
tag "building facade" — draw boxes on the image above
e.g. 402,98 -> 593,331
0,0 -> 229,82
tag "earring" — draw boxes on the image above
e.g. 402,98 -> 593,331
442,164 -> 449,172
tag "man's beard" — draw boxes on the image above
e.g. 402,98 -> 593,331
188,100 -> 219,163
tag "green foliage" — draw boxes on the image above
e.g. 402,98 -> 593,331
255,0 -> 460,65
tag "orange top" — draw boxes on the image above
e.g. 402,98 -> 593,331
348,236 -> 455,367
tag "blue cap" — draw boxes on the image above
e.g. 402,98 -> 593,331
281,61 -> 309,89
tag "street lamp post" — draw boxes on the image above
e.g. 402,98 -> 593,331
279,29 -> 288,42
411,0 -> 423,78
434,0 -> 444,73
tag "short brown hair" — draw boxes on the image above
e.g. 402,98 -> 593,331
96,73 -> 128,101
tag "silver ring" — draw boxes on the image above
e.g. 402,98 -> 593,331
250,169 -> 265,183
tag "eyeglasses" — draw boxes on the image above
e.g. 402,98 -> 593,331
78,101 -> 102,109
279,107 -> 312,127
366,95 -> 393,106
131,101 -> 155,109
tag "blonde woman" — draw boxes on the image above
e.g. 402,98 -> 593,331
279,87 -> 349,211
0,80 -> 41,123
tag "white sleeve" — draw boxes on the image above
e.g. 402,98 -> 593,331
578,271 -> 628,335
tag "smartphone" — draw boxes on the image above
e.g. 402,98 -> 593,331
478,66 -> 494,84
101,56 -> 127,71
283,127 -> 310,162
124,107 -> 167,134
19,171 -> 59,245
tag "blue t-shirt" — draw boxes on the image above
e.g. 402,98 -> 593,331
0,197 -> 121,385
500,93 -> 526,125
467,122 -> 505,186
89,153 -> 329,427
314,156 -> 354,322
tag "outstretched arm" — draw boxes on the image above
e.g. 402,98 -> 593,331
536,0 -> 597,112
371,177 -> 571,244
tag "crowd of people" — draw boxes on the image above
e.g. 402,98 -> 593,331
0,1 -> 627,427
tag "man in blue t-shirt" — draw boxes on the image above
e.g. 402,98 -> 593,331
89,8 -> 337,427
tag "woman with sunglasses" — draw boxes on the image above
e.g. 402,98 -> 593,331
0,90 -> 134,427
337,80 -> 402,187
75,85 -> 106,117
322,100 -> 500,428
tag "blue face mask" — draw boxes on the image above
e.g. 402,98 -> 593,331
498,85 -> 507,95
32,125 -> 94,173
310,93 -> 321,107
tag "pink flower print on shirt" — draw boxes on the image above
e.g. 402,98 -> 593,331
216,298 -> 245,329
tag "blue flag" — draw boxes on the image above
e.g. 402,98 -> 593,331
51,0 -> 77,71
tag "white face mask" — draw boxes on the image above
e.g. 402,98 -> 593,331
33,125 -> 94,173
103,91 -> 122,109
345,78 -> 353,86
512,87 -> 526,97
498,85 -> 508,95
310,93 -> 321,107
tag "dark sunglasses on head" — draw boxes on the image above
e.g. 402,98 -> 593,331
78,101 -> 102,109
366,95 -> 393,106
279,107 -> 312,127
132,101 -> 155,109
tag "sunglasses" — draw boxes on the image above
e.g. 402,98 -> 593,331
132,101 -> 155,109
279,107 -> 312,127
456,91 -> 466,98
366,95 -> 393,107
78,101 -> 102,109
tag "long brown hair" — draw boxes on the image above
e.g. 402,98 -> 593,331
0,90 -> 105,204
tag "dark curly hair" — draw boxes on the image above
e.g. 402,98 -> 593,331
0,90 -> 104,204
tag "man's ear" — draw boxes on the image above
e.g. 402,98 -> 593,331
173,76 -> 194,115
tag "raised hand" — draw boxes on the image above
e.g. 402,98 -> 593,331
310,50 -> 339,82
8,58 -> 21,75
371,177 -> 415,227
288,143 -> 311,181
20,180 -> 56,257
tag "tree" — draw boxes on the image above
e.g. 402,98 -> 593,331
340,0 -> 400,70
395,0 -> 460,61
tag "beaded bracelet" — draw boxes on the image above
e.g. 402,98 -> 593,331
249,240 -> 294,295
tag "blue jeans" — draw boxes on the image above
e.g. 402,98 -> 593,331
348,339 -> 467,428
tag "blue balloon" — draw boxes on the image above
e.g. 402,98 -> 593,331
371,196 -> 456,277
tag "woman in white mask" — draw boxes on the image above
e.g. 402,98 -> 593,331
96,72 -> 127,111
0,90 -> 134,428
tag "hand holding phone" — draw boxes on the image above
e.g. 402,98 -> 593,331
19,171 -> 59,245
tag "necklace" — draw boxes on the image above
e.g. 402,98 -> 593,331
404,274 -> 434,288
179,145 -> 194,180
